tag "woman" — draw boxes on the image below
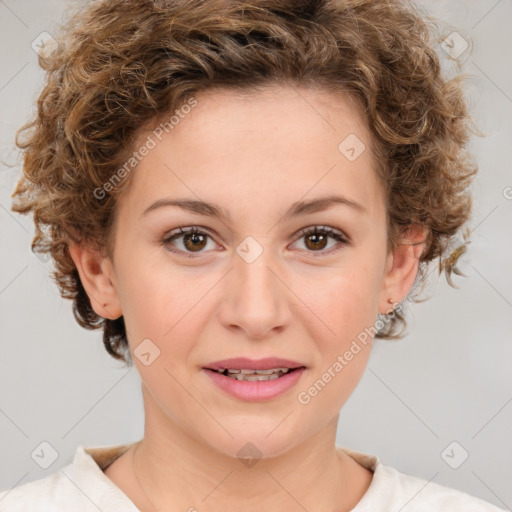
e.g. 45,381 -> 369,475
0,0 -> 504,510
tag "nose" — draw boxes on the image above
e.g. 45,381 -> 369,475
217,243 -> 293,339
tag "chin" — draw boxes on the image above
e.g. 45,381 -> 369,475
204,428 -> 302,463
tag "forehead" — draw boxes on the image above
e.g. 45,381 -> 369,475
121,84 -> 383,220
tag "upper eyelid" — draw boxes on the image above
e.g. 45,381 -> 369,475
294,225 -> 348,239
164,225 -> 349,248
165,224 -> 346,237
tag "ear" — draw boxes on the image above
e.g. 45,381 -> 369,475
378,225 -> 426,314
68,242 -> 122,320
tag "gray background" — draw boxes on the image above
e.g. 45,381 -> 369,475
1,0 -> 511,509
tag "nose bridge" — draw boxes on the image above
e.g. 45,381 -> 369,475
220,235 -> 291,335
234,236 -> 281,302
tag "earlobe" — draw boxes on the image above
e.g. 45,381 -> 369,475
68,242 -> 122,320
378,225 -> 426,314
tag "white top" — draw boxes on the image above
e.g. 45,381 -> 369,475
0,443 -> 505,511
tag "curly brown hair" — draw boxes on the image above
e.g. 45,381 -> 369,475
11,0 -> 479,366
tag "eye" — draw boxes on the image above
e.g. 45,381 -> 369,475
162,226 -> 218,258
290,225 -> 350,256
161,225 -> 350,259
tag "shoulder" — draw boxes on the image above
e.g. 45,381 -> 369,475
362,463 -> 507,511
338,446 -> 506,512
0,444 -> 139,512
0,469 -> 80,512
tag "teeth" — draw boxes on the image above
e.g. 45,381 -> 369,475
236,373 -> 281,381
240,368 -> 290,375
215,367 -> 293,381
217,367 -> 290,374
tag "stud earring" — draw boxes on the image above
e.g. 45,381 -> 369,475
384,297 -> 396,316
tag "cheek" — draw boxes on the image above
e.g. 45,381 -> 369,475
301,262 -> 382,343
292,260 -> 382,400
114,226 -> 191,307
118,261 -> 224,376
295,271 -> 378,418
114,252 -> 195,348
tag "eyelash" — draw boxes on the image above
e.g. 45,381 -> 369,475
161,225 -> 350,259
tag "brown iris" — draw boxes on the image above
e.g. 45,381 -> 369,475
183,232 -> 208,252
304,233 -> 328,251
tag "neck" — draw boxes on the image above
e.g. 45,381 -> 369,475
129,394 -> 372,512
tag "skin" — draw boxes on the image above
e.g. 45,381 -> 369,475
70,84 -> 425,512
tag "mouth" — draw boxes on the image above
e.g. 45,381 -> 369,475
202,364 -> 307,402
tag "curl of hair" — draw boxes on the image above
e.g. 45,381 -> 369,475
11,0 -> 480,365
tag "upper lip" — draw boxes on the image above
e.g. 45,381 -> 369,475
204,357 -> 306,371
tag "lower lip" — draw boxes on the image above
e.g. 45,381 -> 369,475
203,367 -> 306,402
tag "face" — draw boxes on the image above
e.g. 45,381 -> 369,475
73,85 -> 420,459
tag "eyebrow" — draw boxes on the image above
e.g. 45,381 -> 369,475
141,194 -> 367,221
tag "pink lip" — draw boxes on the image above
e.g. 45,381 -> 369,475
203,357 -> 305,371
203,367 -> 306,402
